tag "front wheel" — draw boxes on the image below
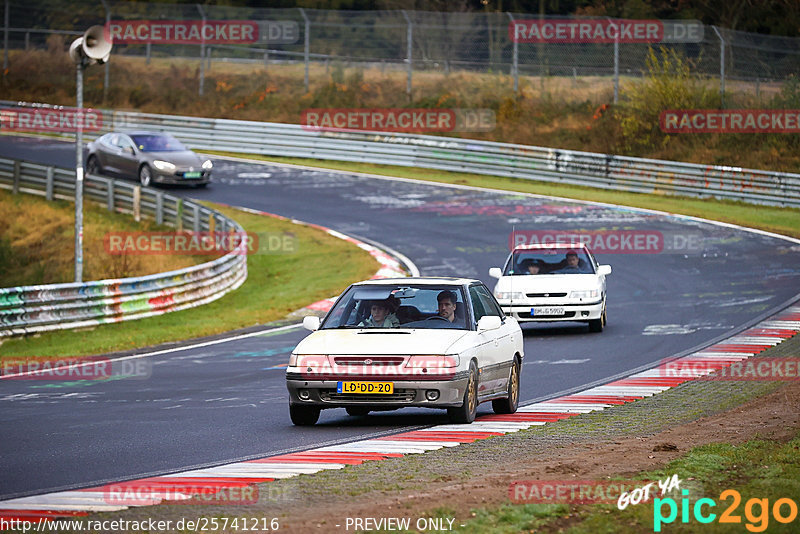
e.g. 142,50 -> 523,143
139,164 -> 153,187
289,404 -> 320,426
589,309 -> 606,333
448,362 -> 478,424
492,358 -> 520,414
86,155 -> 101,176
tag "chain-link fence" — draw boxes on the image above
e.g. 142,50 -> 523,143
2,1 -> 799,101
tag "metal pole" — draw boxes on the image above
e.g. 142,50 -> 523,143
298,8 -> 309,92
402,10 -> 412,98
3,0 -> 9,80
609,17 -> 619,104
75,62 -> 85,282
712,26 -> 725,108
146,42 -> 151,64
197,4 -> 205,96
506,12 -> 518,93
101,0 -> 110,102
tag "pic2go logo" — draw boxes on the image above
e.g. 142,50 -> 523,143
654,489 -> 798,532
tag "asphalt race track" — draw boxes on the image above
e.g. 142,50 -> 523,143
1,136 -> 799,500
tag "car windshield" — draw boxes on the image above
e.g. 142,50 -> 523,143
130,134 -> 186,152
320,284 -> 468,330
504,248 -> 595,275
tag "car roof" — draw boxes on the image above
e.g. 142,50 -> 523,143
113,130 -> 172,136
512,243 -> 590,252
353,277 -> 480,286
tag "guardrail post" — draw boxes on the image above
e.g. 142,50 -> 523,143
208,212 -> 216,234
193,204 -> 200,233
44,166 -> 54,200
12,159 -> 19,194
155,192 -> 163,225
176,198 -> 184,231
133,185 -> 141,222
106,178 -> 114,211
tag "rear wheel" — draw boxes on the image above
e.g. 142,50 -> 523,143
345,407 -> 370,416
86,155 -> 101,176
448,362 -> 478,424
492,358 -> 520,414
289,404 -> 320,426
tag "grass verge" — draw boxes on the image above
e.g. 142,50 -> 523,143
207,152 -> 800,240
0,189 -> 205,286
0,202 -> 379,359
460,433 -> 800,534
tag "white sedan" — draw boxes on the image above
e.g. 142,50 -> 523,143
285,278 -> 524,425
489,243 -> 611,332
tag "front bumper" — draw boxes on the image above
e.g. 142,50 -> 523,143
286,372 -> 469,409
153,169 -> 211,185
499,300 -> 603,322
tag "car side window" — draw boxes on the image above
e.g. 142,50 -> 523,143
473,284 -> 503,319
469,286 -> 487,323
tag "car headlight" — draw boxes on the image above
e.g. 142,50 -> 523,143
290,354 -> 328,368
152,160 -> 176,172
570,289 -> 599,299
495,291 -> 525,301
202,159 -> 213,170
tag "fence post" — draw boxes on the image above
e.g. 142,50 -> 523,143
45,166 -> 53,200
298,8 -> 309,92
402,10 -> 412,99
506,12 -> 518,93
176,198 -> 184,231
106,178 -> 114,211
3,0 -> 9,80
12,159 -> 19,194
609,17 -> 619,104
197,4 -> 206,97
155,192 -> 163,225
100,0 -> 110,103
712,26 -> 725,108
207,46 -> 211,69
146,42 -> 151,64
133,185 -> 141,222
24,31 -> 28,50
193,204 -> 200,233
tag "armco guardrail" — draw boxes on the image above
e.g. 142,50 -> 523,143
2,101 -> 799,207
0,157 -> 247,337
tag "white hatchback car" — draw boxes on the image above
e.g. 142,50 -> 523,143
489,243 -> 611,332
286,278 -> 524,425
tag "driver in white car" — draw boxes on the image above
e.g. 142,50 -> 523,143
437,290 -> 458,322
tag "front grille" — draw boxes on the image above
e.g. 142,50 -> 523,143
518,311 -> 576,319
526,292 -> 567,298
320,389 -> 416,402
333,356 -> 405,366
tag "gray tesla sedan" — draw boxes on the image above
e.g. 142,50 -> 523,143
86,131 -> 212,187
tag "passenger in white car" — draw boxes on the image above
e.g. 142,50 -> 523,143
358,299 -> 400,328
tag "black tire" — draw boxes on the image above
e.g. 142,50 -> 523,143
492,358 -> 520,414
448,362 -> 478,424
86,155 -> 101,176
289,404 -> 320,426
195,182 -> 208,188
589,308 -> 606,333
139,164 -> 153,187
345,407 -> 370,416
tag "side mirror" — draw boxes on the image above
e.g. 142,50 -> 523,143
302,316 -> 320,331
477,315 -> 502,332
598,265 -> 612,276
488,267 -> 503,279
